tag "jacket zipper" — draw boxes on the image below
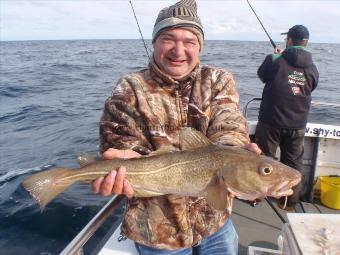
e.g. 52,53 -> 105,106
175,88 -> 184,127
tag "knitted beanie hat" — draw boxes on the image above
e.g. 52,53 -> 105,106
152,0 -> 204,48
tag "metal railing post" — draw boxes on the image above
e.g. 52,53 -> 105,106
60,195 -> 125,255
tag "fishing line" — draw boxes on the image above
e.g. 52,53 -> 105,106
128,0 -> 167,133
129,0 -> 151,60
128,1 -> 183,137
246,0 -> 277,49
283,196 -> 288,208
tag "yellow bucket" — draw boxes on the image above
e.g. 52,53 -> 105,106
320,176 -> 340,210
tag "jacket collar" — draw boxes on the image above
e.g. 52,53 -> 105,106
285,45 -> 307,51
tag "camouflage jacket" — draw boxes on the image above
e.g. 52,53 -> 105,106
100,58 -> 249,250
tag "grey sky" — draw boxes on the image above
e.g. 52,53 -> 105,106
1,0 -> 339,43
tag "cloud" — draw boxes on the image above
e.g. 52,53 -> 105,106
1,0 -> 340,43
1,1 -> 137,39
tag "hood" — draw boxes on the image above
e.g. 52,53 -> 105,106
282,46 -> 314,68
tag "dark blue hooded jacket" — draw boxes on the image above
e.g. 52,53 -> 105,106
258,46 -> 319,129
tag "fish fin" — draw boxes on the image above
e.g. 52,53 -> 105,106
179,128 -> 212,150
204,175 -> 230,211
147,145 -> 178,157
77,153 -> 101,167
22,167 -> 75,209
133,188 -> 164,197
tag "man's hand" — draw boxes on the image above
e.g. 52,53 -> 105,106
102,148 -> 142,160
274,47 -> 283,54
243,143 -> 262,155
91,149 -> 142,198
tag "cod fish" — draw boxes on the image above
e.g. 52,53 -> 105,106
22,128 -> 301,211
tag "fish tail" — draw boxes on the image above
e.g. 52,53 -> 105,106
22,167 -> 75,209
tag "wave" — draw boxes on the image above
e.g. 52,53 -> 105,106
50,62 -> 83,71
0,104 -> 77,124
0,85 -> 30,98
0,164 -> 54,184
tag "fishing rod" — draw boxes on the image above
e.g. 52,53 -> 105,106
246,0 -> 277,49
129,0 -> 151,60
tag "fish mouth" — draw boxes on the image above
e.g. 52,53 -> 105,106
227,176 -> 301,201
273,188 -> 294,198
227,187 -> 260,201
271,178 -> 300,198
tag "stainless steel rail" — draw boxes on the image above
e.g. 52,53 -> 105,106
311,101 -> 340,107
60,195 -> 124,255
243,98 -> 340,118
243,98 -> 262,118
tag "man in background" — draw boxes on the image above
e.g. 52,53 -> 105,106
255,25 -> 319,210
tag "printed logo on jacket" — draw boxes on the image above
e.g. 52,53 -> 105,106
288,70 -> 306,95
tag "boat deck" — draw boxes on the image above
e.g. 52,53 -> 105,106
233,198 -> 339,254
95,197 -> 339,255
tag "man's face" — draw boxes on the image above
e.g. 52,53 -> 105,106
285,37 -> 293,48
153,28 -> 200,80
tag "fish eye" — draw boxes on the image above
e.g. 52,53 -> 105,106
259,163 -> 273,176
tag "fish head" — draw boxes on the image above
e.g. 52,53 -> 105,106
220,153 -> 301,201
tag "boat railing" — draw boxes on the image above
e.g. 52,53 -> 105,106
243,97 -> 340,119
60,195 -> 124,255
243,97 -> 262,118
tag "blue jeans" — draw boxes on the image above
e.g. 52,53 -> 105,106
135,219 -> 238,255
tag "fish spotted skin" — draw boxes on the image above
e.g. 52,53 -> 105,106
22,128 -> 301,210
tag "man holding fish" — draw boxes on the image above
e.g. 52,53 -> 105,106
91,0 -> 264,254
21,1 -> 301,255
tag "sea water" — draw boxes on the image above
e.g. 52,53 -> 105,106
0,40 -> 339,254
